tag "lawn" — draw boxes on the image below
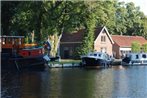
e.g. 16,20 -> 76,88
49,59 -> 81,64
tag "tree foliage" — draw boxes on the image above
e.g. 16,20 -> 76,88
131,41 -> 141,53
77,1 -> 98,55
142,44 -> 147,52
1,1 -> 20,35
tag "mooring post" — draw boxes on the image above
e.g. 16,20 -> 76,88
62,63 -> 63,68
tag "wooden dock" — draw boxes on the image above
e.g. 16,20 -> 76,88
47,59 -> 122,68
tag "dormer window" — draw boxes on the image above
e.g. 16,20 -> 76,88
101,36 -> 106,42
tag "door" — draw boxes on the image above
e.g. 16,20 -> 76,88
64,50 -> 69,59
101,47 -> 107,53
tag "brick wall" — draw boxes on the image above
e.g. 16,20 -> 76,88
94,31 -> 113,56
112,43 -> 120,59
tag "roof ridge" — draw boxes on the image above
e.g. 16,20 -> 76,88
111,35 -> 144,37
111,35 -> 147,47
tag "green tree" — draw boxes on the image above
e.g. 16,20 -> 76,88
10,1 -> 89,56
11,1 -> 53,42
125,2 -> 142,36
77,1 -> 98,55
142,44 -> 147,52
114,1 -> 127,35
110,1 -> 147,37
1,1 -> 20,35
142,17 -> 147,39
131,41 -> 141,53
96,0 -> 116,34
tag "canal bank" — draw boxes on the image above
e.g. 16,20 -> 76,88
47,59 -> 122,68
48,59 -> 81,68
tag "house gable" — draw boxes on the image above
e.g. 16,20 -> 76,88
94,26 -> 114,44
94,26 -> 114,55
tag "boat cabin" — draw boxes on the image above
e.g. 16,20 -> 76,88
122,53 -> 147,65
1,36 -> 43,58
1,36 -> 24,52
128,53 -> 147,61
87,52 -> 108,59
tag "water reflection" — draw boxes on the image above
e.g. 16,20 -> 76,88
1,66 -> 147,98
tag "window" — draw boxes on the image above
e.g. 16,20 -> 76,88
7,38 -> 12,44
2,38 -> 6,44
19,38 -> 22,45
69,49 -> 73,56
64,47 -> 69,50
90,54 -> 93,56
94,54 -> 97,56
101,36 -> 106,42
136,55 -> 139,59
142,54 -> 146,58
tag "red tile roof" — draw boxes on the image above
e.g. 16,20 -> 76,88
61,27 -> 103,42
111,35 -> 147,47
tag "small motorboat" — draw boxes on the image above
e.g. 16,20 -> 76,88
81,52 -> 113,67
121,52 -> 147,66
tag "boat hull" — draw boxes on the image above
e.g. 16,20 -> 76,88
122,61 -> 147,66
1,53 -> 45,69
81,57 -> 108,66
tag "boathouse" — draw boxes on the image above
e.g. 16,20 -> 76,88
112,35 -> 147,59
60,26 -> 114,59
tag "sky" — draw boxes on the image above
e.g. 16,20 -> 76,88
119,0 -> 147,15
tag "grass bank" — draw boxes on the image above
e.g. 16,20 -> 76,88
49,59 -> 81,64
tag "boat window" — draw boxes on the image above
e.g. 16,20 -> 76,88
2,38 -> 6,44
90,54 -> 93,56
94,54 -> 97,56
7,38 -> 12,44
14,38 -> 19,45
12,38 -> 14,45
142,54 -> 146,58
136,55 -> 139,59
99,54 -> 101,57
19,38 -> 22,45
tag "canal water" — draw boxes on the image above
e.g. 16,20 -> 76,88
1,66 -> 147,98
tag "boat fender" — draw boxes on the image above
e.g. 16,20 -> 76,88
43,55 -> 50,61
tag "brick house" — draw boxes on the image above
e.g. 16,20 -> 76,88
112,35 -> 147,59
60,26 -> 114,59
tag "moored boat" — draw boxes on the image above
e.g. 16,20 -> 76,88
1,36 -> 45,69
121,53 -> 147,66
81,52 -> 113,67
